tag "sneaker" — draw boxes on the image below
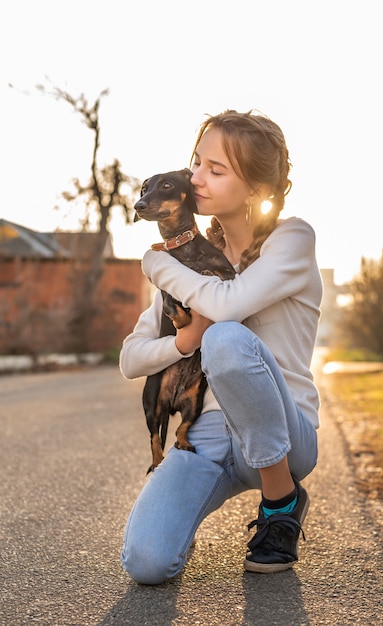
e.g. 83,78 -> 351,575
244,479 -> 310,573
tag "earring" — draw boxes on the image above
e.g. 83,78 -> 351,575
245,203 -> 252,226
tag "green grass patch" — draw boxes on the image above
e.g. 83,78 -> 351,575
331,371 -> 383,413
103,347 -> 121,363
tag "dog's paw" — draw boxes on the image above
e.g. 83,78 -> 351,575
174,441 -> 196,453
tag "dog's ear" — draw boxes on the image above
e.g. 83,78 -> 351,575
181,168 -> 193,181
181,168 -> 198,212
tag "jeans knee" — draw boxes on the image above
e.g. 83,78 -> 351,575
202,322 -> 241,368
121,542 -> 184,586
202,321 -> 252,378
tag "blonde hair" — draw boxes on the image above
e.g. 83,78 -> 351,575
192,110 -> 292,272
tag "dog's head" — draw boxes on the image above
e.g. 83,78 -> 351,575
134,169 -> 197,225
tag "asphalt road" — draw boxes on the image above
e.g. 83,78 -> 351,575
1,356 -> 382,626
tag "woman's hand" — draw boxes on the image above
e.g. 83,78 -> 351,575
175,310 -> 213,355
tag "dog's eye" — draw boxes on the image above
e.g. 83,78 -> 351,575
162,182 -> 174,190
141,185 -> 147,196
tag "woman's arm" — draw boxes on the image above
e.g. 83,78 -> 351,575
142,219 -> 318,321
119,290 -> 189,379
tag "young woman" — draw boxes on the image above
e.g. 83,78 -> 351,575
119,109 -> 322,585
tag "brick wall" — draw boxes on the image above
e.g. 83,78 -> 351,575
0,257 -> 151,355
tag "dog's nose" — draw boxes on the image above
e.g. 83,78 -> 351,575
134,199 -> 147,211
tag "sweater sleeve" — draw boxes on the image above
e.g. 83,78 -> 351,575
119,289 -> 189,379
141,218 -> 318,322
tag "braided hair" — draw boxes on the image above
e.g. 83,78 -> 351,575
191,110 -> 292,272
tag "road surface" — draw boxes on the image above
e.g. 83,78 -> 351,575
1,357 -> 382,625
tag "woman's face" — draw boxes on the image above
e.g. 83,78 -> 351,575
190,127 -> 253,219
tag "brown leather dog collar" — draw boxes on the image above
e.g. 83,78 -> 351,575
151,224 -> 199,251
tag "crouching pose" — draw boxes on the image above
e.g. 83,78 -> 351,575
119,109 -> 322,585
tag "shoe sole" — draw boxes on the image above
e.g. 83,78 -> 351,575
244,492 -> 310,574
244,559 -> 296,573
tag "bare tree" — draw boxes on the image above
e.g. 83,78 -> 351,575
33,81 -> 142,352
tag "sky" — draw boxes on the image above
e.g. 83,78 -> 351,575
0,0 -> 382,285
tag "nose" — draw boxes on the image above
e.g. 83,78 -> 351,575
190,167 -> 204,187
134,198 -> 147,211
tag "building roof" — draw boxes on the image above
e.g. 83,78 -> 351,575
0,219 -> 114,259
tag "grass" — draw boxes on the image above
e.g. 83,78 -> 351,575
325,347 -> 383,362
103,347 -> 121,363
325,368 -> 383,500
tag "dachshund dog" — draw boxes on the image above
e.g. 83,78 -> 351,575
135,168 -> 235,473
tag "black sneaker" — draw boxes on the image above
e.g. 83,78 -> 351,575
244,479 -> 310,573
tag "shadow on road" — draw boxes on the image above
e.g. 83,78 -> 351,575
96,567 -> 309,626
96,580 -> 179,626
241,569 -> 310,625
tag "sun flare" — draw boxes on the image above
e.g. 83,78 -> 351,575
261,200 -> 272,215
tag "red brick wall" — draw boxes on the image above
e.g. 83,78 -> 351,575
0,257 -> 151,354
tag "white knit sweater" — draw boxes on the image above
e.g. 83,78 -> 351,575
119,217 -> 323,428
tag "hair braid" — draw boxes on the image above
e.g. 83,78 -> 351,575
205,216 -> 225,250
239,207 -> 279,272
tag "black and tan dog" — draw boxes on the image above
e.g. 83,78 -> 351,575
134,168 -> 235,472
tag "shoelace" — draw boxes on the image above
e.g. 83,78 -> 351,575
247,513 -> 306,551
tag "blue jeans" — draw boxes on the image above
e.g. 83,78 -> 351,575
121,322 -> 318,584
